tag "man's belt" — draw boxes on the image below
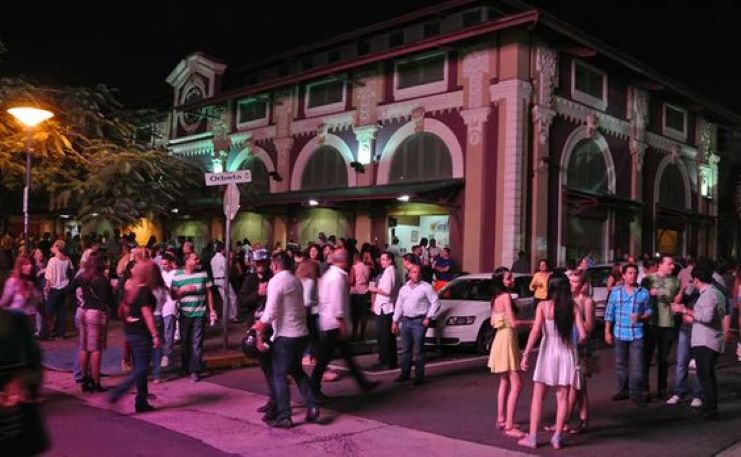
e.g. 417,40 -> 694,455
403,315 -> 426,320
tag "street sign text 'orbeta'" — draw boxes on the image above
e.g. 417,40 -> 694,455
205,170 -> 252,186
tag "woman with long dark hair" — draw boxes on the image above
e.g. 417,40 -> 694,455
487,267 -> 523,437
108,260 -> 160,412
71,251 -> 113,392
518,273 -> 585,450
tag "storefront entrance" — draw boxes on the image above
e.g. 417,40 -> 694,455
387,203 -> 450,254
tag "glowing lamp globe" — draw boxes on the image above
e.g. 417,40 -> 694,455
7,107 -> 54,127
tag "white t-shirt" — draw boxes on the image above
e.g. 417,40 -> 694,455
161,269 -> 177,317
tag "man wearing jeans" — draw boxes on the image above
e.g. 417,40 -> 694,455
666,284 -> 703,407
171,253 -> 216,383
158,254 -> 178,369
368,252 -> 399,370
254,251 -> 317,429
672,261 -> 725,420
392,264 -> 441,386
605,264 -> 652,406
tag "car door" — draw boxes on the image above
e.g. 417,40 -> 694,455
512,275 -> 536,322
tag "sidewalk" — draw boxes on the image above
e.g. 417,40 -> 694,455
42,369 -> 527,457
41,318 -> 256,376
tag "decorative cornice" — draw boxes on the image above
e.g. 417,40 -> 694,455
291,111 -> 356,137
168,138 -> 214,157
646,132 -> 697,160
377,90 -> 464,124
553,96 -> 629,139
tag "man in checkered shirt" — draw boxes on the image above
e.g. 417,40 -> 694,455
604,263 -> 652,406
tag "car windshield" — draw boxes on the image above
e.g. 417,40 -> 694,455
439,278 -> 492,301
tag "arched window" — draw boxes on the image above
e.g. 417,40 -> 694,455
238,156 -> 270,194
301,146 -> 348,190
389,132 -> 452,184
659,163 -> 686,209
566,140 -> 608,193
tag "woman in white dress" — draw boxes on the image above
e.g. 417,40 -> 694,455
518,273 -> 585,450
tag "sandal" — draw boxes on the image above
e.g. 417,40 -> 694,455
518,433 -> 538,449
568,420 -> 588,435
544,424 -> 570,433
496,419 -> 506,429
504,427 -> 525,438
551,434 -> 564,450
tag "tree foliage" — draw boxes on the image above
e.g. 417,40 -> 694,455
0,43 -> 200,228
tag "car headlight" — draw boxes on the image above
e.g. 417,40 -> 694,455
446,316 -> 476,326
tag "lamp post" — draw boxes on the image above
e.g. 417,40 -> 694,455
7,107 -> 54,249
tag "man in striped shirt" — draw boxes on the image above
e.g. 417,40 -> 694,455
172,252 -> 216,382
604,263 -> 652,406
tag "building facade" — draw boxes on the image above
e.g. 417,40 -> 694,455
163,0 -> 738,272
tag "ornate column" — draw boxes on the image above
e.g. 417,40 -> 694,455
460,47 -> 493,273
530,45 -> 557,266
627,86 -> 648,257
492,79 -> 533,268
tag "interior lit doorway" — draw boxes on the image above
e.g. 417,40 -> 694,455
387,203 -> 449,254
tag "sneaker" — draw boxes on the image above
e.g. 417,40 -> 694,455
690,398 -> 703,408
688,359 -> 696,370
160,356 -> 170,368
666,395 -> 681,405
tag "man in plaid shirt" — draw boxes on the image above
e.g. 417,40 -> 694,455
604,264 -> 652,406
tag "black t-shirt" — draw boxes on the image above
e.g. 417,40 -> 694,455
124,286 -> 155,336
72,276 -> 114,311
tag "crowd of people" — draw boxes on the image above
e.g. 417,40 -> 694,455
489,252 -> 740,450
2,226 -> 741,449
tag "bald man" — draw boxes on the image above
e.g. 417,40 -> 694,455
310,249 -> 378,400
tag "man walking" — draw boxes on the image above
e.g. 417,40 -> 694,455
644,255 -> 681,400
311,249 -> 377,400
672,261 -> 726,420
171,252 -> 217,382
254,252 -> 318,428
392,264 -> 441,386
604,264 -> 652,406
211,242 -> 237,323
368,252 -> 399,370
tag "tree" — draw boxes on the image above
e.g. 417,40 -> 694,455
0,43 -> 201,228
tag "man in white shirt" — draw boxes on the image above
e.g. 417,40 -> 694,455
368,251 -> 399,370
310,249 -> 377,400
254,251 -> 318,429
159,254 -> 178,369
392,264 -> 441,385
210,242 -> 237,322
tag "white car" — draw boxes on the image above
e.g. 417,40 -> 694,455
424,273 -> 536,354
584,264 -> 613,321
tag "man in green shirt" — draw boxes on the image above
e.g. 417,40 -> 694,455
643,254 -> 681,400
172,252 -> 217,382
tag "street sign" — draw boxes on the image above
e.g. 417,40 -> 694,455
223,183 -> 240,221
204,170 -> 252,186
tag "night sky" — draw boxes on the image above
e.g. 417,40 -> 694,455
1,0 -> 740,114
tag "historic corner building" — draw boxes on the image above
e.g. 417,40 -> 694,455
163,0 -> 739,273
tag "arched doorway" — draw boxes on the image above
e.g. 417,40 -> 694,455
654,159 -> 691,255
560,136 -> 615,264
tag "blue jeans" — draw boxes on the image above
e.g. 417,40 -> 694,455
162,315 -> 176,360
673,327 -> 702,398
151,316 -> 165,379
110,333 -> 152,408
72,307 -> 83,382
179,315 -> 205,374
47,288 -> 66,338
400,317 -> 426,380
271,336 -> 316,422
614,338 -> 645,399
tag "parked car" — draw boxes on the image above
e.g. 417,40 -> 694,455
424,273 -> 536,354
584,264 -> 613,321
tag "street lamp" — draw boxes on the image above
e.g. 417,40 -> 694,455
7,107 -> 54,249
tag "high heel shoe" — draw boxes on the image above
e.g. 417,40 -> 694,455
551,434 -> 563,450
568,419 -> 588,434
81,376 -> 93,393
91,382 -> 107,393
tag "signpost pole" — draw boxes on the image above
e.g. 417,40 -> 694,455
223,200 -> 230,351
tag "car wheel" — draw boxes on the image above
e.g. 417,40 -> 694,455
475,320 -> 495,354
